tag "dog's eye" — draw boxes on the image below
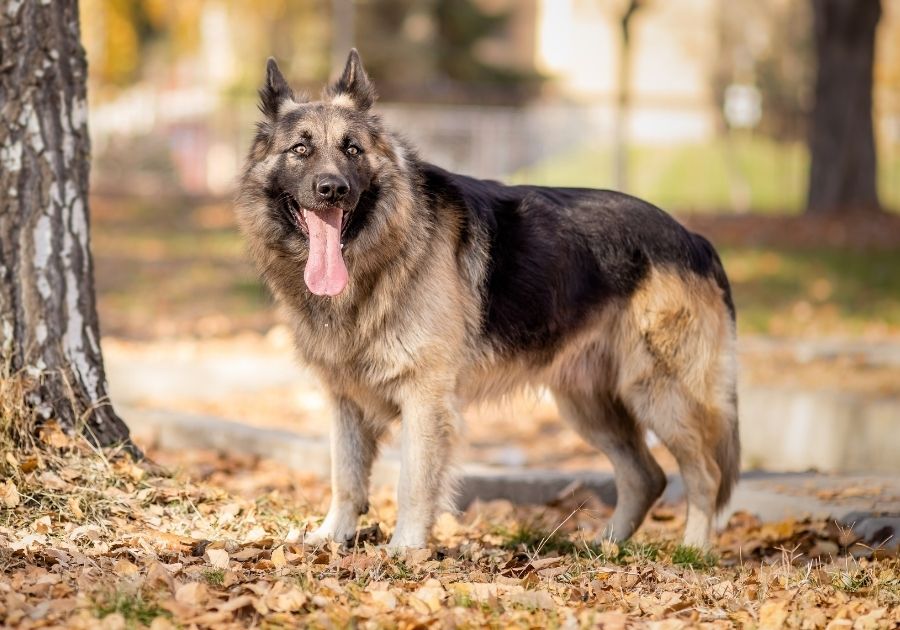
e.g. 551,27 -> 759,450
290,143 -> 308,155
346,144 -> 361,157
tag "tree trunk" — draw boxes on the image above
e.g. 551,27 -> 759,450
0,1 -> 135,452
331,0 -> 355,77
806,0 -> 881,215
613,0 -> 643,193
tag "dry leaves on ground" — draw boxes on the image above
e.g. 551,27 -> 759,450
1,426 -> 898,629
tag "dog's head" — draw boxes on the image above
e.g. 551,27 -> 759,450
238,50 -> 410,297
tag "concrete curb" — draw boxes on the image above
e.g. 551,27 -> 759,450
127,406 -> 900,547
106,346 -> 900,475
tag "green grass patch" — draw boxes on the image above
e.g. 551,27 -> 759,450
721,246 -> 900,335
94,590 -> 170,628
832,569 -> 874,593
498,521 -> 578,556
389,559 -> 415,580
498,522 -> 663,565
512,136 -> 900,214
202,567 -> 226,586
671,544 -> 718,570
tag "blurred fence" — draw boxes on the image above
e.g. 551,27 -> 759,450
88,88 -> 900,212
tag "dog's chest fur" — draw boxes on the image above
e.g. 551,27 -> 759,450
281,236 -> 481,407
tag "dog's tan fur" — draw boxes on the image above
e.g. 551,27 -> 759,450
236,52 -> 739,549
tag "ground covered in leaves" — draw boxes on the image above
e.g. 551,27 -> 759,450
1,426 -> 898,629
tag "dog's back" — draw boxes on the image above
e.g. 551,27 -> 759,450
429,165 -> 740,547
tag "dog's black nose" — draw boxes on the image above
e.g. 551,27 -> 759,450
315,175 -> 350,203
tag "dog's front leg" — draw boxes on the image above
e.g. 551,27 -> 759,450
389,393 -> 457,549
306,398 -> 379,546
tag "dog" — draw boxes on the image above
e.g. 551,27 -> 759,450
236,49 -> 739,549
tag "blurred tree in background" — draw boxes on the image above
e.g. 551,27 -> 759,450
81,0 -> 331,96
807,0 -> 882,215
711,1 -> 813,142
356,0 -> 542,103
80,0 -> 541,104
610,0 -> 647,193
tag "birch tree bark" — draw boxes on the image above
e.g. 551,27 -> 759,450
0,1 -> 134,450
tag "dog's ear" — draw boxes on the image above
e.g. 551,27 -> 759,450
325,49 -> 375,110
259,57 -> 295,119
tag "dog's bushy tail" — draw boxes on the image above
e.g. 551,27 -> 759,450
715,388 -> 740,511
691,232 -> 740,510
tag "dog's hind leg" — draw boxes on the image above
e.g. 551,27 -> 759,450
619,269 -> 740,548
621,377 -> 732,548
554,390 -> 666,542
306,397 -> 383,546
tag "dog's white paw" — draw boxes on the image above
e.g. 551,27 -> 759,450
303,509 -> 358,547
387,528 -> 427,550
302,527 -> 335,548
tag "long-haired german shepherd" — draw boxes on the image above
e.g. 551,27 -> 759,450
237,50 -> 739,549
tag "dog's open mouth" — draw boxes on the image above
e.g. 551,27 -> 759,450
286,194 -> 353,240
285,194 -> 350,297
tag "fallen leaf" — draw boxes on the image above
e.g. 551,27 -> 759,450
271,545 -> 286,569
759,599 -> 789,630
1,480 -> 19,508
146,561 -> 175,592
113,558 -> 140,577
216,503 -> 241,525
537,565 -> 569,579
175,581 -> 209,606
67,496 -> 84,519
149,617 -> 176,630
244,525 -> 267,543
205,548 -> 230,569
99,612 -> 126,630
368,589 -> 398,612
38,471 -> 66,490
410,579 -> 445,614
434,512 -> 460,540
593,612 -> 628,630
39,422 -> 72,449
710,579 -> 736,600
530,556 -> 563,570
33,516 -> 52,534
510,589 -> 556,610
405,547 -> 432,566
230,547 -> 265,562
216,594 -> 255,613
452,581 -> 524,602
268,584 -> 307,612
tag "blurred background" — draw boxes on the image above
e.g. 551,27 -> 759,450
81,0 -> 900,475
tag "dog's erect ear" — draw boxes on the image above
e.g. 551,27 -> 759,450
325,49 -> 375,110
259,57 -> 295,119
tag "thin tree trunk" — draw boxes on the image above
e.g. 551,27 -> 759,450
0,2 -> 135,451
331,0 -> 355,76
806,0 -> 881,215
613,0 -> 643,193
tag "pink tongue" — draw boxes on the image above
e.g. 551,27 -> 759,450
303,207 -> 348,296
